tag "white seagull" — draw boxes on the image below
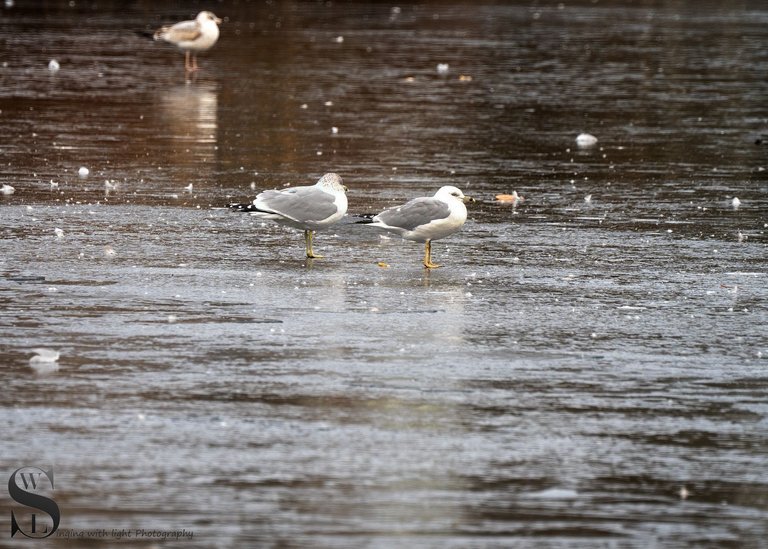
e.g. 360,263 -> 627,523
361,186 -> 474,268
154,11 -> 222,73
28,348 -> 60,374
230,173 -> 348,259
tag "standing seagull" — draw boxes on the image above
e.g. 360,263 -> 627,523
360,186 -> 474,268
230,173 -> 348,259
154,11 -> 222,73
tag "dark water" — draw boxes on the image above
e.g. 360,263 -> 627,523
1,1 -> 767,547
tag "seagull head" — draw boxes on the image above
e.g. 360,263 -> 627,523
436,185 -> 474,204
316,173 -> 347,194
197,11 -> 222,25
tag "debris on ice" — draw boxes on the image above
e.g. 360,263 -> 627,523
576,133 -> 598,147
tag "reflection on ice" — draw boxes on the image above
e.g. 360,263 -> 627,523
155,82 -> 219,189
524,488 -> 579,500
157,82 -> 218,148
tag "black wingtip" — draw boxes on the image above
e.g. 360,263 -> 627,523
352,213 -> 376,224
228,203 -> 257,212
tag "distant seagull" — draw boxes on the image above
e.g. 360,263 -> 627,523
154,11 -> 222,73
230,173 -> 348,259
0,184 -> 15,195
29,348 -> 60,363
29,348 -> 60,374
359,186 -> 474,269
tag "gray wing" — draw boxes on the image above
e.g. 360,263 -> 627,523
156,20 -> 201,43
255,186 -> 339,223
375,197 -> 450,231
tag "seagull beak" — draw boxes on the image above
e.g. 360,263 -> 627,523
215,17 -> 223,24
343,186 -> 348,192
463,196 -> 475,203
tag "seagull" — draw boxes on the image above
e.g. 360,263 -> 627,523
29,348 -> 60,363
230,173 -> 348,259
29,348 -> 60,374
359,186 -> 474,268
154,11 -> 222,73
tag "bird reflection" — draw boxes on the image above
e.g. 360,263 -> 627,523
154,82 -> 219,191
158,82 -> 218,148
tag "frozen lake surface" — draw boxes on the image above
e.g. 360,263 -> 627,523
1,1 -> 767,547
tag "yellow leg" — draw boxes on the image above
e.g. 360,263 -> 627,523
305,230 -> 323,259
423,240 -> 440,269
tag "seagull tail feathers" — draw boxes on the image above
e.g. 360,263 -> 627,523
152,26 -> 172,41
134,29 -> 157,41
